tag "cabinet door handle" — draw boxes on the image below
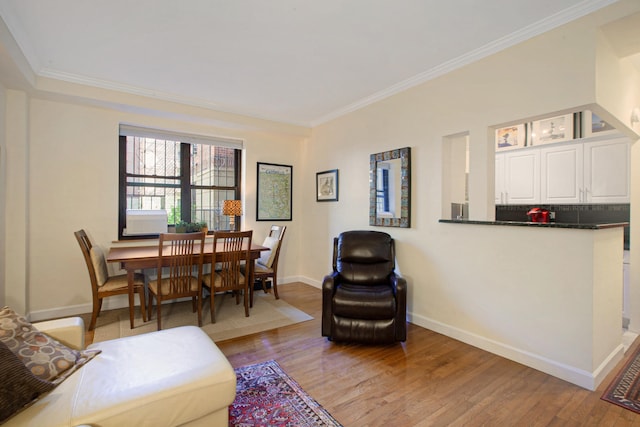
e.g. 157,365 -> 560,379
579,188 -> 583,202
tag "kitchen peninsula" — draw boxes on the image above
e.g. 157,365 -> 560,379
440,218 -> 628,230
429,219 -> 627,390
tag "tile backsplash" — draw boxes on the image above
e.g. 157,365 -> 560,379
496,204 -> 630,249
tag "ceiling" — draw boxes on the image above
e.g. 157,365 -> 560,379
0,0 -> 620,127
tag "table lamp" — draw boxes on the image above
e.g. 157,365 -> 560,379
223,200 -> 242,230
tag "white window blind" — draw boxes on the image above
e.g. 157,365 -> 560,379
119,124 -> 243,150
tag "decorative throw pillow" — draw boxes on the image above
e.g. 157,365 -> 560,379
90,245 -> 109,286
258,236 -> 279,268
0,340 -> 55,423
0,306 -> 100,384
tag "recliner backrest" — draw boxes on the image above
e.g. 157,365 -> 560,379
333,230 -> 395,285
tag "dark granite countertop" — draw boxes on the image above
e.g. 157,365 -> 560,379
439,219 -> 629,229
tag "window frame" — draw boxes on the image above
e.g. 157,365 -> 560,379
118,134 -> 242,240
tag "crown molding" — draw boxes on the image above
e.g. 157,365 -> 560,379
0,0 -> 618,128
311,0 -> 618,126
37,68 -> 312,128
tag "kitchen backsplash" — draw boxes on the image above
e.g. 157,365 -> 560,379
496,204 -> 630,249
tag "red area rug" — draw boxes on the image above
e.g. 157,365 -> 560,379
230,360 -> 342,426
601,345 -> 640,414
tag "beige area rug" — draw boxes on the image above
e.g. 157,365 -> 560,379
92,291 -> 313,344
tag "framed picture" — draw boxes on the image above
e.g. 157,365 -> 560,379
256,162 -> 292,221
582,110 -> 616,137
531,114 -> 574,145
495,124 -> 525,151
316,169 -> 339,202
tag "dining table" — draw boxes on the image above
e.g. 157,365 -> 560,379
106,238 -> 268,329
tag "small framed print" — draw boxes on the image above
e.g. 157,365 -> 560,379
495,125 -> 525,151
531,114 -> 574,145
316,169 -> 338,202
582,110 -> 616,137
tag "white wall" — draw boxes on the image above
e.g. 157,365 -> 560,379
0,83 -> 5,306
2,0 -> 640,389
4,89 -> 28,313
6,89 -> 307,317
299,1 -> 640,388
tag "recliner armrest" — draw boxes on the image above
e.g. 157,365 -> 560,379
321,273 -> 339,337
33,317 -> 86,350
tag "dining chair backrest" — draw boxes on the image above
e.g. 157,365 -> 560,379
269,225 -> 286,241
75,229 -> 148,330
258,225 -> 287,269
212,230 -> 253,292
270,225 -> 286,261
156,232 -> 206,297
74,229 -> 104,291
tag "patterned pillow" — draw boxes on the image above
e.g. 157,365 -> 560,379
0,306 -> 100,384
0,340 -> 55,423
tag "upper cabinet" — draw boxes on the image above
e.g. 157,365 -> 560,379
583,137 -> 630,203
497,135 -> 630,205
496,149 -> 540,204
540,143 -> 583,204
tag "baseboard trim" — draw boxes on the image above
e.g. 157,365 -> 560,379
408,311 -> 623,391
29,277 -> 318,322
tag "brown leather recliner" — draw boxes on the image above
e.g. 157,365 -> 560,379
322,230 -> 407,344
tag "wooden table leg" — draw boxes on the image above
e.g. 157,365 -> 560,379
245,259 -> 254,316
128,269 -> 135,329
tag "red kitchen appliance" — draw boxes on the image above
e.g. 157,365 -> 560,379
527,207 -> 550,223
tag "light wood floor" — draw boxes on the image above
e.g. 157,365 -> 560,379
86,282 -> 640,426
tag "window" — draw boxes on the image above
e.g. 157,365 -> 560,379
118,126 -> 242,239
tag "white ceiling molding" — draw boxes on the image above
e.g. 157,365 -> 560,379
0,0 -> 622,127
312,0 -> 619,126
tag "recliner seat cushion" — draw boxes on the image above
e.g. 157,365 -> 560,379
331,317 -> 396,343
332,284 -> 396,319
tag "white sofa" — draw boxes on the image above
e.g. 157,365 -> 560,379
5,318 -> 237,427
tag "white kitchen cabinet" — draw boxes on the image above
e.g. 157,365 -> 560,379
541,144 -> 583,204
495,153 -> 505,204
497,134 -> 630,205
496,149 -> 540,204
583,137 -> 630,203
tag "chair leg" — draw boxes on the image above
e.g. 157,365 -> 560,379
243,285 -> 250,317
156,298 -> 162,330
272,276 -> 279,299
210,288 -> 216,323
191,296 -> 197,313
250,283 -> 254,308
147,292 -> 153,321
138,288 -> 147,322
88,297 -> 101,331
196,294 -> 202,327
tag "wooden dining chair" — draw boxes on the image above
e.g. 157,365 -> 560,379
203,230 -> 253,323
74,229 -> 146,330
250,225 -> 286,307
147,232 -> 205,330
